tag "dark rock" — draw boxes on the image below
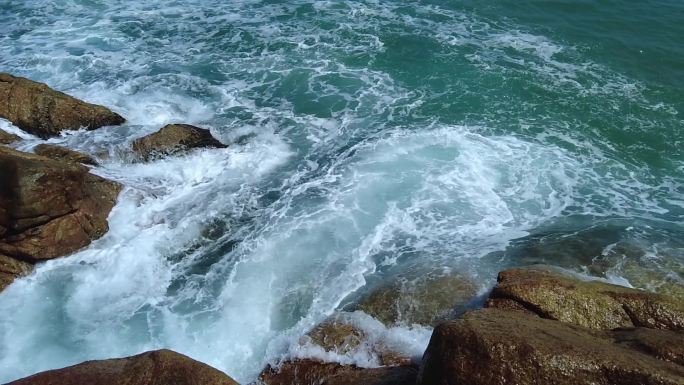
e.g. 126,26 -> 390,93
418,308 -> 684,385
7,349 -> 239,385
258,359 -> 417,385
0,73 -> 125,138
0,129 -> 20,145
486,266 -> 684,331
132,124 -> 226,160
355,273 -> 477,326
0,146 -> 121,263
610,327 -> 684,366
33,144 -> 98,166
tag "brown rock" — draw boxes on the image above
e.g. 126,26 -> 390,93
34,144 -> 98,165
355,273 -> 477,326
486,266 -> 684,331
0,253 -> 32,292
305,313 -> 412,367
611,327 -> 684,366
0,129 -> 20,145
258,359 -> 417,385
0,73 -> 125,138
418,308 -> 684,385
132,124 -> 226,160
7,349 -> 239,385
0,146 -> 121,263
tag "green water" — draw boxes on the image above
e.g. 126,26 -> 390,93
0,0 -> 682,382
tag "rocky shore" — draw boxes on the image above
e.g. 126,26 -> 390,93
1,74 -> 682,385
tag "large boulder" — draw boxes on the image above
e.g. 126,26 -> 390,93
0,73 -> 125,138
33,144 -> 98,165
258,359 -> 417,385
132,124 -> 226,160
0,146 -> 121,263
418,308 -> 684,385
0,129 -> 20,145
486,266 -> 684,331
7,349 -> 239,385
354,273 -> 477,326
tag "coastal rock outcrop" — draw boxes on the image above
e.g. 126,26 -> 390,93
0,129 -> 20,145
354,273 -> 477,326
0,73 -> 125,138
7,349 -> 239,385
33,144 -> 98,166
418,308 -> 684,385
131,124 -> 226,160
486,266 -> 684,330
0,253 -> 32,292
258,359 -> 417,385
0,146 -> 121,264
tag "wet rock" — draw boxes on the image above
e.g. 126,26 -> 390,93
258,359 -> 417,385
486,266 -> 684,331
305,312 -> 412,366
33,144 -> 98,166
418,308 -> 684,385
0,254 -> 32,292
7,349 -> 239,385
355,273 -> 477,326
0,146 -> 121,263
611,327 -> 684,366
132,124 -> 226,160
0,129 -> 20,145
0,73 -> 125,138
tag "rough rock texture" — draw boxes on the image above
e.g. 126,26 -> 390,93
7,349 -> 239,385
258,359 -> 417,385
0,146 -> 121,263
0,73 -> 125,138
306,312 -> 412,366
611,327 -> 684,366
0,129 -> 20,145
354,273 -> 477,326
486,266 -> 684,331
418,308 -> 684,385
132,124 -> 226,160
0,253 -> 32,292
33,144 -> 98,165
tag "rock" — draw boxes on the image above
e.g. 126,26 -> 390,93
418,308 -> 684,385
0,73 -> 125,138
0,253 -> 32,292
33,144 -> 98,166
486,266 -> 684,331
7,349 -> 239,385
0,146 -> 121,263
355,273 -> 477,326
0,129 -> 20,145
611,327 -> 684,366
305,312 -> 412,366
258,359 -> 417,385
132,124 -> 226,160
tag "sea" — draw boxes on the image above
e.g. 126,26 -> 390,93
0,0 -> 682,382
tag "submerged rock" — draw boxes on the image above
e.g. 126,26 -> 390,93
33,144 -> 98,166
132,124 -> 226,160
0,147 -> 121,263
258,359 -> 417,385
7,349 -> 239,385
354,273 -> 477,326
486,266 -> 684,331
418,308 -> 684,385
0,129 -> 20,145
0,73 -> 125,138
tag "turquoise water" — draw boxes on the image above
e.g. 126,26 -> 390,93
0,0 -> 682,382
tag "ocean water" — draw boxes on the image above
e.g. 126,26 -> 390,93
0,0 -> 682,382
